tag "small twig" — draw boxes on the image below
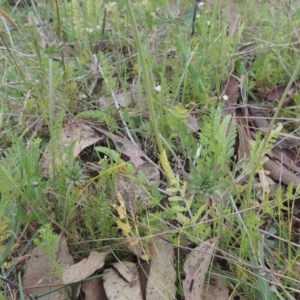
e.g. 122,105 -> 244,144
29,0 -> 43,25
0,275 -> 37,300
101,8 -> 107,40
12,0 -> 21,12
0,47 -> 36,58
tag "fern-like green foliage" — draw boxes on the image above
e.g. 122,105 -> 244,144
76,110 -> 104,120
0,136 -> 47,222
163,103 -> 196,154
189,105 -> 237,195
34,224 -> 63,276
253,123 -> 283,166
70,0 -> 81,35
164,106 -> 237,227
240,123 -> 283,179
200,106 -> 236,165
0,136 -> 41,195
86,0 -> 95,29
95,146 -> 123,164
167,104 -> 189,125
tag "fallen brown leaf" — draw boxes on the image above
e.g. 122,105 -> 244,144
263,158 -> 300,188
201,276 -> 229,300
137,261 -> 150,299
103,261 -> 143,300
82,278 -> 108,300
116,161 -> 160,213
268,148 -> 300,173
146,236 -> 176,300
23,234 -> 73,299
262,80 -> 300,102
62,251 -> 108,284
248,100 -> 270,131
236,109 -> 252,161
183,237 -> 219,300
220,74 -> 240,116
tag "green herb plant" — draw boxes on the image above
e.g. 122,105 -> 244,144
1,0 -> 300,299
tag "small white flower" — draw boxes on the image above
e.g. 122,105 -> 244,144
86,28 -> 93,33
154,85 -> 161,92
207,20 -> 211,26
222,94 -> 229,101
194,144 -> 202,161
96,25 -> 101,30
107,2 -> 116,7
79,93 -> 88,99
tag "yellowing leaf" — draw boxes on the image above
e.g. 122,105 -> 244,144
115,192 -> 150,261
115,220 -> 131,238
126,239 -> 151,261
116,192 -> 127,220
2,261 -> 12,270
140,253 -> 151,261
0,221 -> 12,242
0,10 -> 20,31
128,239 -> 138,247
160,149 -> 176,186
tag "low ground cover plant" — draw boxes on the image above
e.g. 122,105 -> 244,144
1,0 -> 300,299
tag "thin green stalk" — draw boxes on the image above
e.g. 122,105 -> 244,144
54,0 -> 67,84
62,182 -> 74,228
125,0 -> 163,155
48,58 -> 57,184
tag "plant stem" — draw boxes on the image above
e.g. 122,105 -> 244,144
125,0 -> 163,155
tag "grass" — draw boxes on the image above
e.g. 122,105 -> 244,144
1,0 -> 300,299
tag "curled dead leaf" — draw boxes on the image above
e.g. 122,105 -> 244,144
40,119 -> 103,177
